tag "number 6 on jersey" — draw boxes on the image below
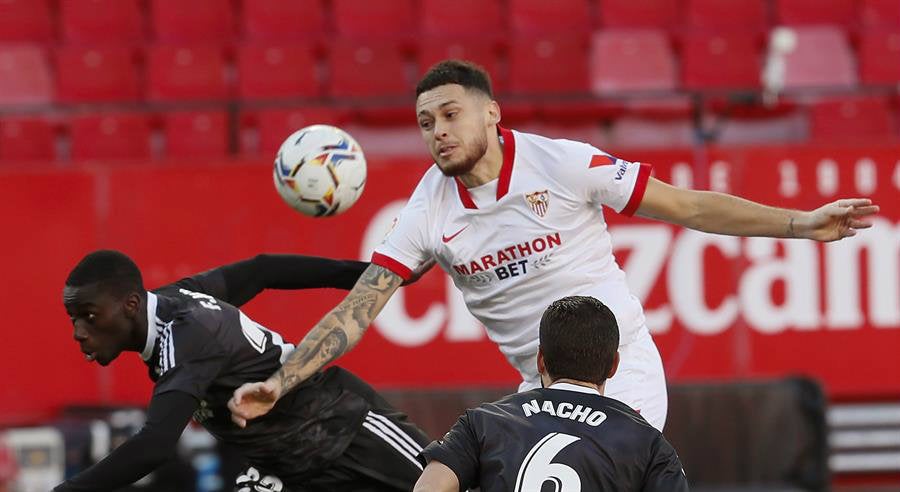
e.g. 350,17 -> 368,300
515,433 -> 582,491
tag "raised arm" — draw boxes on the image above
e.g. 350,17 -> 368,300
173,254 -> 368,307
636,177 -> 879,242
228,264 -> 402,426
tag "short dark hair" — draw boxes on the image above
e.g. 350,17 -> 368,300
66,250 -> 144,298
539,296 -> 620,385
415,59 -> 494,99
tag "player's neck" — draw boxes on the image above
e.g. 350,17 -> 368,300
128,296 -> 149,352
549,378 -> 605,395
457,133 -> 504,188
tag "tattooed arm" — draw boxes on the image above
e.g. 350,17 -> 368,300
227,264 -> 402,426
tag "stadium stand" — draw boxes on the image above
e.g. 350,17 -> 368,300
681,33 -> 763,90
0,45 -> 54,107
684,0 -> 769,31
0,117 -> 56,161
55,46 -> 142,103
597,0 -> 680,29
59,0 -> 144,44
508,0 -> 594,35
150,0 -> 235,43
69,112 -> 153,161
146,44 -> 230,102
242,0 -> 327,41
0,0 -> 53,42
420,0 -> 503,38
237,43 -> 320,100
163,110 -> 229,159
858,30 -> 900,86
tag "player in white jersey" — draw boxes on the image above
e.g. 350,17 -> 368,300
229,60 -> 879,432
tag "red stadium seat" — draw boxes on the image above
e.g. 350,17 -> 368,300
0,46 -> 53,107
684,0 -> 768,31
509,0 -> 592,35
418,39 -> 504,92
508,35 -> 591,95
859,31 -> 900,85
247,107 -> 350,155
775,0 -> 856,27
238,44 -> 319,100
860,0 -> 900,27
682,33 -> 762,90
597,0 -> 680,29
0,117 -> 56,161
590,30 -> 677,95
60,0 -> 144,44
243,0 -> 325,41
147,45 -> 229,101
421,0 -> 502,37
56,46 -> 141,103
327,40 -> 410,98
333,0 -> 416,38
151,0 -> 235,43
164,110 -> 228,158
779,27 -> 857,90
69,112 -> 152,161
809,96 -> 897,142
0,0 -> 53,42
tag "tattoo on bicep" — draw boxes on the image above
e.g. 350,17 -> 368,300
359,265 -> 402,293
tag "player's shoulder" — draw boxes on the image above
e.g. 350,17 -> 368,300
511,128 -> 605,163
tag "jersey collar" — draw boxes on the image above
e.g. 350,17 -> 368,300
548,382 -> 602,396
454,126 -> 516,210
141,292 -> 159,361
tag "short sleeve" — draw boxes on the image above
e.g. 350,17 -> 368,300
153,320 -> 228,400
372,182 -> 433,281
564,143 -> 652,216
419,412 -> 480,490
642,435 -> 689,492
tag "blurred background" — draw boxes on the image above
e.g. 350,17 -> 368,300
0,0 -> 898,490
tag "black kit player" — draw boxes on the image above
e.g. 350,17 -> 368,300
415,296 -> 689,492
55,251 -> 430,492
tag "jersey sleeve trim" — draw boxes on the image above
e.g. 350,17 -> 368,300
620,163 -> 652,217
371,252 -> 414,281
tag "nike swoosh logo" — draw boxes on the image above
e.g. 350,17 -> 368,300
442,226 -> 468,243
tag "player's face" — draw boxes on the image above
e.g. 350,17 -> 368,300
416,84 -> 496,177
63,283 -> 137,366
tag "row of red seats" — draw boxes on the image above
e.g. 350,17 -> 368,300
2,96 -> 897,162
0,0 -> 898,44
1,28 -> 897,108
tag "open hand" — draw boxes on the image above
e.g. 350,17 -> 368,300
227,379 -> 283,428
800,198 -> 879,242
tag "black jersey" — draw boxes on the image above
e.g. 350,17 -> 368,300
421,383 -> 688,492
145,264 -> 376,483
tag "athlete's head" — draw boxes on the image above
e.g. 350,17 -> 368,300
415,59 -> 501,177
63,250 -> 147,366
537,296 -> 620,388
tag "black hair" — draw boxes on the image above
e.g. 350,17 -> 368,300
66,250 -> 145,299
415,59 -> 494,99
539,296 -> 620,385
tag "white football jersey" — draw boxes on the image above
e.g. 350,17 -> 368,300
373,128 -> 652,385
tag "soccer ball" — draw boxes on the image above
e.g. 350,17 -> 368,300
272,125 -> 367,217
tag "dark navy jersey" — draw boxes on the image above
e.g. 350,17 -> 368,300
147,269 -> 373,482
421,383 -> 688,492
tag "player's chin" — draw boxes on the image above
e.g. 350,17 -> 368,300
436,157 -> 475,177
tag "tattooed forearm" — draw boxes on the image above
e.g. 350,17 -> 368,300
270,264 -> 402,393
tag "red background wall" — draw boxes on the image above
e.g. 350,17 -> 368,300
1,143 -> 897,423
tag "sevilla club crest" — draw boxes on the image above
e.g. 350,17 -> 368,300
524,190 -> 550,218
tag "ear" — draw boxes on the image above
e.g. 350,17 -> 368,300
607,351 -> 620,379
487,100 -> 501,126
536,346 -> 546,376
123,292 -> 142,318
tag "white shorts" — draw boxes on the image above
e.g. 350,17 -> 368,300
518,327 -> 668,431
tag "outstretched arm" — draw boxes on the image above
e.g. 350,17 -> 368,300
53,392 -> 197,491
637,177 -> 879,242
174,254 -> 368,307
228,264 -> 402,426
